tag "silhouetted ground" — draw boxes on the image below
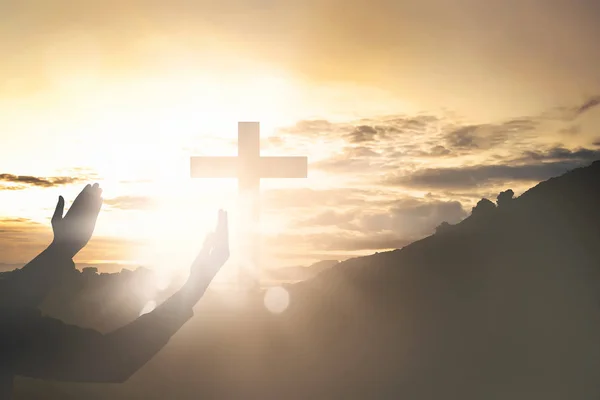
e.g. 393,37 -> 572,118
263,259 -> 340,283
13,160 -> 600,399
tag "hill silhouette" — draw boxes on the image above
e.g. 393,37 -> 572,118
13,160 -> 600,399
264,260 -> 340,283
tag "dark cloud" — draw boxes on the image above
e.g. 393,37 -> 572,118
104,196 -> 156,210
347,125 -> 378,143
279,115 -> 440,144
357,199 -> 467,237
390,161 -> 587,190
520,146 -> 600,162
0,173 -> 82,189
387,145 -> 600,190
559,125 -> 581,136
446,125 -> 480,149
444,118 -> 538,151
426,145 -> 451,157
575,95 -> 600,116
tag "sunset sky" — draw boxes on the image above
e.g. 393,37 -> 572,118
1,0 -> 599,282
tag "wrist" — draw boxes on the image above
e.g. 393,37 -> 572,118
47,241 -> 75,260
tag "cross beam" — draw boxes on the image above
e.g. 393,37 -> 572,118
190,122 -> 308,289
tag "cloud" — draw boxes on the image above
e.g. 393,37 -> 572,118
347,125 -> 378,143
282,115 -> 440,141
280,111 -> 595,195
0,173 -> 82,190
445,125 -> 480,149
559,125 -> 581,136
520,146 -> 600,162
444,118 -> 538,151
311,147 -> 382,174
289,196 -> 467,252
389,161 -> 589,190
278,119 -> 340,138
282,112 -> 554,182
385,145 -> 600,190
262,188 -> 388,209
104,196 -> 156,210
575,95 -> 600,116
424,145 -> 451,157
281,114 -> 447,177
357,198 -> 468,237
293,209 -> 358,229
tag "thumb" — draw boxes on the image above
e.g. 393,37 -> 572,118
52,195 -> 65,225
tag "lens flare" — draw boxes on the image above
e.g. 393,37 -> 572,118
263,286 -> 290,314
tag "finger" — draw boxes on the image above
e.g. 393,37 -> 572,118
204,232 -> 214,247
80,183 -> 92,198
92,183 -> 101,198
76,183 -> 102,219
92,184 -> 103,213
51,196 -> 65,225
95,195 -> 103,214
66,184 -> 92,217
200,232 -> 214,256
223,211 -> 229,254
216,210 -> 229,250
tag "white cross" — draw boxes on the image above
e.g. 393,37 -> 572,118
190,122 -> 307,289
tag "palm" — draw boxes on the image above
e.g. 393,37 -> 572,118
52,183 -> 103,258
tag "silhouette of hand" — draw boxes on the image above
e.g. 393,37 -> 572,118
190,210 -> 229,280
51,183 -> 103,259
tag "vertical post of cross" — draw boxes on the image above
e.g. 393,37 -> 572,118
237,122 -> 261,290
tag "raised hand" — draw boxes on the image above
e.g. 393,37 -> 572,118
190,210 -> 229,281
51,183 -> 103,259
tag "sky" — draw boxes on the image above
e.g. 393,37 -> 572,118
1,0 -> 599,282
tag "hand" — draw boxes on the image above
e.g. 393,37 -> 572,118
51,183 -> 103,259
190,210 -> 229,280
